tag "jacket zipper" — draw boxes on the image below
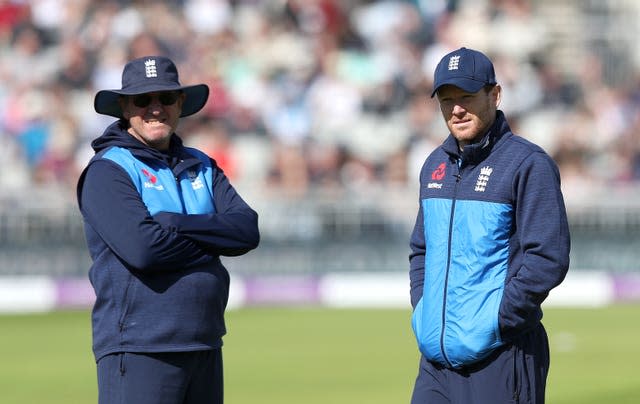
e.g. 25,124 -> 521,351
440,160 -> 462,367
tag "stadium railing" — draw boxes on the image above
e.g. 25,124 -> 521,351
2,185 -> 640,277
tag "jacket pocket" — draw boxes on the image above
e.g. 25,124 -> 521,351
442,287 -> 504,367
412,296 -> 448,365
117,272 -> 137,339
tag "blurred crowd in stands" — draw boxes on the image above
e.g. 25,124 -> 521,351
1,0 -> 640,205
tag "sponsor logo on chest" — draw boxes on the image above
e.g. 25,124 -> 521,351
428,162 -> 446,189
142,168 -> 165,190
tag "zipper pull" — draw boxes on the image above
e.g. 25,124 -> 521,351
454,158 -> 462,181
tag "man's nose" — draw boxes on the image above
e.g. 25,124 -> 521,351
452,104 -> 466,114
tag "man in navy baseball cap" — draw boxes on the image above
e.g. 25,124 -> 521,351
409,46 -> 570,404
431,47 -> 497,97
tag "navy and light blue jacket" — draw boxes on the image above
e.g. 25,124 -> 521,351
409,111 -> 570,369
77,121 -> 259,361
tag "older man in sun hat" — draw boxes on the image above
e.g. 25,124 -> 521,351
77,55 -> 260,404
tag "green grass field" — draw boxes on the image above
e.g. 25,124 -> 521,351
1,305 -> 639,403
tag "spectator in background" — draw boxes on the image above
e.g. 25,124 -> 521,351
409,47 -> 570,403
1,0 -> 640,204
77,55 -> 259,403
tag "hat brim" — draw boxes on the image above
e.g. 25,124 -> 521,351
94,83 -> 209,118
431,78 -> 489,98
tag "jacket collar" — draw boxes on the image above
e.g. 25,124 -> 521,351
94,121 -> 201,171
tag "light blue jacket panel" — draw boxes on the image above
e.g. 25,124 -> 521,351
412,197 -> 511,367
102,146 -> 215,215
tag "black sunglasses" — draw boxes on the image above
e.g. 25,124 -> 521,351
131,91 -> 181,108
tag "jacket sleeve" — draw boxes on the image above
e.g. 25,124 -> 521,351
409,201 -> 426,309
409,159 -> 429,310
153,164 -> 260,257
499,152 -> 571,340
78,159 -> 214,272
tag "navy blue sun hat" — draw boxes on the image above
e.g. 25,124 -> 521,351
431,47 -> 497,98
94,56 -> 209,118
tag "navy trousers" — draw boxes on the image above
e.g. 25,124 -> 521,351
97,349 -> 223,404
411,323 -> 550,404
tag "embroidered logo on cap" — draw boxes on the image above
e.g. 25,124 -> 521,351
144,59 -> 157,78
448,55 -> 460,71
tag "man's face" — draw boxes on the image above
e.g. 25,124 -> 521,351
436,84 -> 501,149
120,91 -> 185,150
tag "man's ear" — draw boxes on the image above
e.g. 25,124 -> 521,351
493,84 -> 502,108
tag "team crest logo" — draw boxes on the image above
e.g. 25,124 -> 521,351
474,166 -> 493,192
145,59 -> 158,78
188,169 -> 204,190
448,55 -> 460,71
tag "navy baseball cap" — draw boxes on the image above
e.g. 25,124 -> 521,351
431,47 -> 496,98
95,56 -> 209,118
